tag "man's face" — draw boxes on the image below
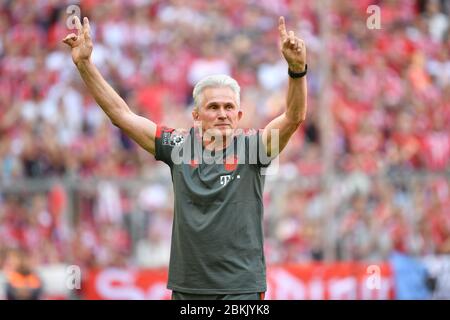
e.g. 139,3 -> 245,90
192,86 -> 242,138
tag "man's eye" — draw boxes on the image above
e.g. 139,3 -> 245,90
226,105 -> 233,110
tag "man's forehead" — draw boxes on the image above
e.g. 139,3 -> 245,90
202,87 -> 237,105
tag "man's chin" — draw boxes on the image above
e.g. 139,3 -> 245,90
205,127 -> 234,139
217,126 -> 234,135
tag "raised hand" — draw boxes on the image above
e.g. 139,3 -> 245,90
278,16 -> 306,73
62,16 -> 93,65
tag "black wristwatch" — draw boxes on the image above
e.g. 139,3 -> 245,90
288,64 -> 308,78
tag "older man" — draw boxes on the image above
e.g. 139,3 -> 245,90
63,15 -> 307,300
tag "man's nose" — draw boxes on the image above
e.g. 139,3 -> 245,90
217,108 -> 227,119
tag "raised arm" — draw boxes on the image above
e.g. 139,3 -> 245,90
262,16 -> 307,158
62,16 -> 157,155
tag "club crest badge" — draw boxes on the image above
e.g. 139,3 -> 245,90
170,133 -> 185,146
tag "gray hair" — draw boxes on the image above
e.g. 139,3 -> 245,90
192,74 -> 241,109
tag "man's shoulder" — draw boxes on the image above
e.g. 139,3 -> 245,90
235,128 -> 262,137
156,125 -> 191,146
156,125 -> 190,135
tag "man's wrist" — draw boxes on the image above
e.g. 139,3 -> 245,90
288,64 -> 308,78
75,58 -> 92,69
288,63 -> 306,73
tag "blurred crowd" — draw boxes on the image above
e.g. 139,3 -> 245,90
0,0 -> 449,278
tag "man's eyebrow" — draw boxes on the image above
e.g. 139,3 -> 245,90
205,101 -> 235,107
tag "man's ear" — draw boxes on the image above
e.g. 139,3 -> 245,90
238,110 -> 243,121
192,109 -> 199,120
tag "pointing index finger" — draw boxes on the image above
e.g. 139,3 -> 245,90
279,16 -> 288,42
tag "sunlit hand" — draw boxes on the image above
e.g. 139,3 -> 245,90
62,16 -> 93,66
278,16 -> 306,73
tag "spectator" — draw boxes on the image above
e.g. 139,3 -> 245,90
3,249 -> 43,300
